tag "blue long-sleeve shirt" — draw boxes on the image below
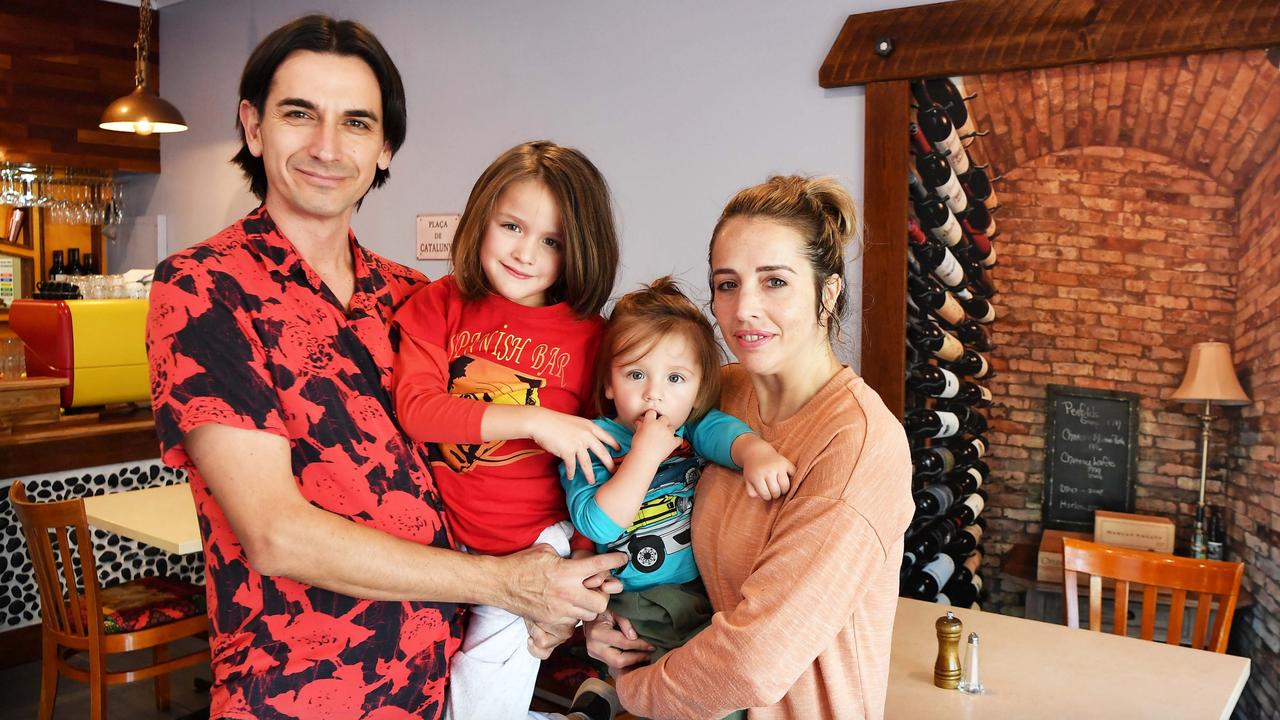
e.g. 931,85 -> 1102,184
560,410 -> 751,591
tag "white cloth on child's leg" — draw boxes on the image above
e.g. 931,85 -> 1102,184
445,521 -> 575,720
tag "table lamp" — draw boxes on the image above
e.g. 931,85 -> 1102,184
1169,341 -> 1249,558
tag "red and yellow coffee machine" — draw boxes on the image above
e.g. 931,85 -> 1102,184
8,298 -> 151,408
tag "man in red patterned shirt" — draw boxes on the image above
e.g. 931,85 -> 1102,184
146,15 -> 623,720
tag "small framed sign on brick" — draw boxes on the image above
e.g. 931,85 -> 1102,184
1043,384 -> 1140,531
416,214 -> 461,261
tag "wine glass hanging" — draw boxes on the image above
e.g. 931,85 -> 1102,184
0,163 -> 125,227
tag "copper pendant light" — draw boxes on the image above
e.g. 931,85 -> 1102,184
99,0 -> 187,135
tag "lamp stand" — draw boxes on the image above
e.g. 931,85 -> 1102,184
1190,399 -> 1213,559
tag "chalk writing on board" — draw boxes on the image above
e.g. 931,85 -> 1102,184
1043,385 -> 1139,530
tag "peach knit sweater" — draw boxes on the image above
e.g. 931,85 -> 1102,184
617,365 -> 913,719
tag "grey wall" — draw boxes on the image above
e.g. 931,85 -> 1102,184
140,0 -> 940,366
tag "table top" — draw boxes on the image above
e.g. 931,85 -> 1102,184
82,482 -> 201,555
887,598 -> 1250,719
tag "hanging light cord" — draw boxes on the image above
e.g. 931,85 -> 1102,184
134,0 -> 153,89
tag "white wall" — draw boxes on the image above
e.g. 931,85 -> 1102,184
141,0 -> 939,366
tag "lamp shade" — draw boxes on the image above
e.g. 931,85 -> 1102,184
1169,341 -> 1250,405
99,86 -> 188,135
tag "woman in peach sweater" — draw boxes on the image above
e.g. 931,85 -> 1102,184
581,175 -> 914,719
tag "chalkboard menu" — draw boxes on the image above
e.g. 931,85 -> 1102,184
1043,385 -> 1139,530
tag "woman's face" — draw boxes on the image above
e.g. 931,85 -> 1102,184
710,216 -> 833,377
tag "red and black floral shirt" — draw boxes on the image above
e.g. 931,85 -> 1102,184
147,207 -> 464,720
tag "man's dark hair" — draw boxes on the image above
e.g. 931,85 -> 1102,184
232,15 -> 407,200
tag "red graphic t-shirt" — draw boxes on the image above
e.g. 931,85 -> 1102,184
147,208 -> 464,720
392,274 -> 605,556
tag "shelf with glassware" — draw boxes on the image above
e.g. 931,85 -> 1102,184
898,78 -> 1002,611
0,164 -> 126,312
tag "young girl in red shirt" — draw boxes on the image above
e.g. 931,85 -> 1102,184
392,140 -> 624,719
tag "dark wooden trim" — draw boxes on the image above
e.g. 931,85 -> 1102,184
821,0 -> 1280,88
858,81 -> 910,419
0,409 -> 159,479
0,624 -> 41,670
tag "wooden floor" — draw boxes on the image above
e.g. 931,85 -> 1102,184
0,638 -> 211,720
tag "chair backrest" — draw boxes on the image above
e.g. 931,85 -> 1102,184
8,481 -> 105,648
1061,537 -> 1244,653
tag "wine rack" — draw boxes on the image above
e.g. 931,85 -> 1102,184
899,78 -> 1001,610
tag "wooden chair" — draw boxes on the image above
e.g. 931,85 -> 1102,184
1061,536 -> 1244,653
8,480 -> 210,720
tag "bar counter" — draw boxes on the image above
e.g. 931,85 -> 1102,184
0,404 -> 158,478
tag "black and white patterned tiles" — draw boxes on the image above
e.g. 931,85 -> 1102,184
0,461 -> 204,630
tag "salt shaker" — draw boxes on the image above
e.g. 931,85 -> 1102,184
958,631 -> 984,694
934,611 -> 962,689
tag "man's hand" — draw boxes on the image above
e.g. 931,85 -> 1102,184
736,434 -> 795,501
524,547 -> 625,659
497,546 -> 627,625
585,610 -> 655,672
527,408 -> 620,484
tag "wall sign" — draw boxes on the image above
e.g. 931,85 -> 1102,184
416,213 -> 461,261
1043,384 -> 1140,531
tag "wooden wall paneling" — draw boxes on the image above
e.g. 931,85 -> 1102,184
820,0 -> 1280,88
0,0 -> 162,172
859,80 -> 911,419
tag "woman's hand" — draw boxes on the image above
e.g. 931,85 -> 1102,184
585,610 -> 655,672
526,408 -> 620,484
736,434 -> 795,500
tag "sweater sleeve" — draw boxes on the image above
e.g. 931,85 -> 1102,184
687,409 -> 751,470
618,453 -> 895,718
391,278 -> 487,443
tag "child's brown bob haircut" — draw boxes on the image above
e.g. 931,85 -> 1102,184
595,276 -> 724,425
450,140 -> 620,317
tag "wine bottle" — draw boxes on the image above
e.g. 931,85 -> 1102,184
1206,506 -> 1225,561
924,77 -> 978,139
914,196 -> 963,247
908,220 -> 967,290
915,151 -> 968,214
907,552 -> 956,600
904,407 -> 961,440
944,465 -> 984,496
908,272 -> 965,326
913,483 -> 955,520
66,248 -> 83,277
945,437 -> 985,467
907,320 -> 963,362
936,402 -> 989,436
953,380 -> 993,407
81,252 -> 99,275
940,348 -> 993,380
939,569 -> 981,608
955,320 -> 996,352
947,492 -> 986,526
957,293 -> 997,324
964,201 -> 998,237
912,445 -> 956,477
48,250 -> 66,281
907,363 -> 961,399
905,518 -> 958,567
960,220 -> 998,268
917,103 -> 971,174
943,523 -> 983,559
960,166 -> 999,209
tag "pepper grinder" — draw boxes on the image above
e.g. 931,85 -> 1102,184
958,632 -> 985,694
934,611 -> 963,689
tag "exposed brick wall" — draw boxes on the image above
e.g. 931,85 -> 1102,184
1228,145 -> 1280,720
976,146 -> 1240,614
965,50 -> 1280,193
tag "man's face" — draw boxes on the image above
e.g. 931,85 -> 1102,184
239,51 -> 391,225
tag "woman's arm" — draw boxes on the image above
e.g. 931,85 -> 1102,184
615,445 -> 904,718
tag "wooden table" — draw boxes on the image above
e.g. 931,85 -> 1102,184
888,597 -> 1250,719
82,482 -> 201,554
